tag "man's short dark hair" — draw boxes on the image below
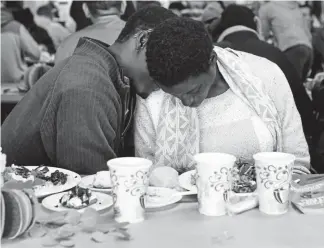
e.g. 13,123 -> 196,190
116,6 -> 176,43
212,4 -> 257,39
146,17 -> 213,87
84,1 -> 122,17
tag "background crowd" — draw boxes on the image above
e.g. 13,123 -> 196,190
1,1 -> 324,173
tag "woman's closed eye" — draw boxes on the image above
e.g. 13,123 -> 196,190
188,84 -> 202,95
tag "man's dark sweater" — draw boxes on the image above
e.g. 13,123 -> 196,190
1,37 -> 131,174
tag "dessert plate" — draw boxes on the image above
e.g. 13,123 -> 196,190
145,187 -> 183,209
27,166 -> 81,198
42,192 -> 113,213
79,172 -> 112,193
3,166 -> 81,198
178,170 -> 197,193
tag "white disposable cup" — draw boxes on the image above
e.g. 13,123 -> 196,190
194,153 -> 236,216
107,157 -> 152,223
253,152 -> 295,215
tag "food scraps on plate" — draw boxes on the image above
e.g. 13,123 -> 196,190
3,165 -> 68,186
60,187 -> 97,210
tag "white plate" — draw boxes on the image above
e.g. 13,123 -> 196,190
178,170 -> 197,193
79,174 -> 112,193
145,187 -> 182,209
42,192 -> 113,213
178,170 -> 257,197
25,166 -> 81,198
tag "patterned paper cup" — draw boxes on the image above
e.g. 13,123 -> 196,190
107,157 -> 152,223
194,153 -> 236,216
253,152 -> 295,215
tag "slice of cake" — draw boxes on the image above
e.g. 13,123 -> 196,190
60,187 -> 97,209
92,171 -> 111,189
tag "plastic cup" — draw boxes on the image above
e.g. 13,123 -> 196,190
253,152 -> 295,215
194,153 -> 236,216
107,157 -> 152,223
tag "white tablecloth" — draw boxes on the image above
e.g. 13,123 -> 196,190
2,196 -> 323,248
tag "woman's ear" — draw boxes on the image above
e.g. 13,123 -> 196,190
82,3 -> 91,18
135,30 -> 151,52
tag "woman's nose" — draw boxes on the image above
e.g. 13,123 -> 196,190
181,95 -> 194,107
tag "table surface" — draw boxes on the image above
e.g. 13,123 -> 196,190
1,83 -> 24,104
2,196 -> 323,248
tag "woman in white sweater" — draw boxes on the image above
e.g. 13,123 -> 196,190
135,46 -> 310,175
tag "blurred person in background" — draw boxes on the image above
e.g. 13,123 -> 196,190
11,5 -> 56,54
311,72 -> 324,173
136,1 -> 161,10
168,1 -> 186,16
55,1 -> 125,64
312,27 -> 324,77
1,2 -> 41,82
121,1 -> 137,21
69,0 -> 92,31
259,1 -> 313,82
48,1 -> 60,19
201,1 -> 223,34
213,4 -> 316,165
299,3 -> 313,31
180,1 -> 205,21
36,4 -> 71,49
306,0 -> 323,28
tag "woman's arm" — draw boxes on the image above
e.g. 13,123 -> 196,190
266,63 -> 311,173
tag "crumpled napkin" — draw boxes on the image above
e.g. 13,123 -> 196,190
225,191 -> 259,215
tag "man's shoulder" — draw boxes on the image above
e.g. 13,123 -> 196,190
55,29 -> 84,63
54,56 -> 117,93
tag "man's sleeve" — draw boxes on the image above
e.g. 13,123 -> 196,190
54,87 -> 119,174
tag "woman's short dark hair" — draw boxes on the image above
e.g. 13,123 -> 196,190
116,6 -> 176,43
146,17 -> 213,87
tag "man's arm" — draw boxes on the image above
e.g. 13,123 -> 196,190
54,87 -> 119,174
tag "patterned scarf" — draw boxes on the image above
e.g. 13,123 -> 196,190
153,46 -> 283,173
